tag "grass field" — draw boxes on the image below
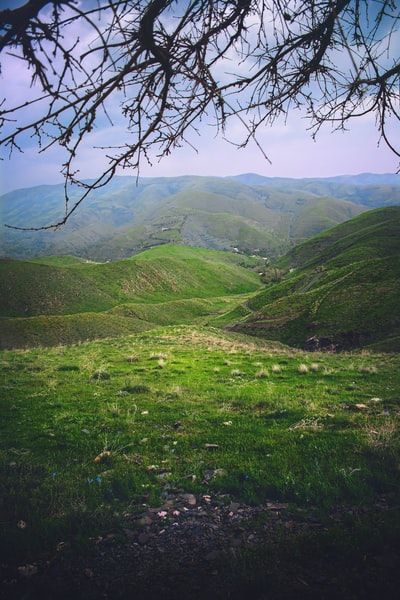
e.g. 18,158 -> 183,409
1,325 -> 399,596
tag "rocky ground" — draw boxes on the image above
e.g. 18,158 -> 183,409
1,492 -> 399,600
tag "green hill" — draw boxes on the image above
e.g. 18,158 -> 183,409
0,245 -> 261,349
1,174 -> 384,261
2,207 -> 400,352
222,207 -> 400,351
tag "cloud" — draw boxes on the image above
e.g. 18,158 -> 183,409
0,1 -> 399,194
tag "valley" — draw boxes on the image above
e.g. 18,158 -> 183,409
1,205 -> 399,353
1,174 -> 399,599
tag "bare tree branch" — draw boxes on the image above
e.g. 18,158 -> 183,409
0,0 -> 399,229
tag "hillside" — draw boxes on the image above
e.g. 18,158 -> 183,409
1,325 -> 399,598
1,173 -> 394,261
231,172 -> 400,208
0,245 -> 261,349
222,207 -> 400,351
2,202 -> 400,352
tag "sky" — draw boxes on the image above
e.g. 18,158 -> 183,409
0,0 -> 399,195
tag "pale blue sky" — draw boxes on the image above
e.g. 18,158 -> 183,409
0,0 -> 399,194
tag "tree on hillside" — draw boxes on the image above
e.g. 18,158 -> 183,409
0,0 -> 399,228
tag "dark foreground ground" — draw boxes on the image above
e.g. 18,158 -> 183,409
1,492 -> 399,600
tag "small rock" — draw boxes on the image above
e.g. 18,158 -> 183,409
84,568 -> 94,579
205,550 -> 219,561
156,472 -> 172,479
266,502 -> 288,511
122,528 -> 136,539
56,541 -> 66,552
94,450 -> 111,463
138,533 -> 150,545
182,493 -> 197,506
203,468 -> 224,483
204,443 -> 219,450
82,429 -> 90,435
17,564 -> 38,578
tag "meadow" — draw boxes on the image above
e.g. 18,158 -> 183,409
1,325 -> 399,597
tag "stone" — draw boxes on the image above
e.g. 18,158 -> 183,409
203,468 -> 224,483
138,533 -> 150,545
17,564 -> 38,578
229,502 -> 241,513
205,550 -> 219,561
182,493 -> 197,506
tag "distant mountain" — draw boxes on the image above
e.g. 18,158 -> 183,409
3,173 -> 398,261
230,172 -> 400,186
230,173 -> 400,208
223,206 -> 400,352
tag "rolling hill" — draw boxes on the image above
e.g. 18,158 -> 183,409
2,206 -> 399,352
0,245 -> 261,349
3,173 -> 397,261
222,206 -> 400,351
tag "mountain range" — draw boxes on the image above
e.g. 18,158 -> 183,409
1,173 -> 399,261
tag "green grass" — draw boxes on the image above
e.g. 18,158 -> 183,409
230,207 -> 400,350
0,246 -> 262,348
277,206 -> 400,270
1,325 -> 399,566
0,246 -> 261,318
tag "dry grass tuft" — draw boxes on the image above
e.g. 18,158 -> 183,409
231,368 -> 243,377
255,368 -> 269,379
